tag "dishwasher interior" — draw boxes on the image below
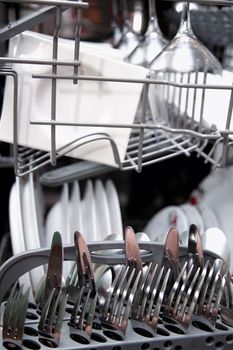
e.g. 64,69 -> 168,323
0,1 -> 233,349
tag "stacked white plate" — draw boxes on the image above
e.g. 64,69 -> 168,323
144,166 -> 233,270
9,176 -> 123,292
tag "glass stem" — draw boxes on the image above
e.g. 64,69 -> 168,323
178,1 -> 193,36
121,0 -> 131,31
148,0 -> 162,34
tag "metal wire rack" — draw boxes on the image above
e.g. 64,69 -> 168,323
0,0 -> 233,177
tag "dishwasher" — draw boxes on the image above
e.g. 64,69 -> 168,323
0,1 -> 233,349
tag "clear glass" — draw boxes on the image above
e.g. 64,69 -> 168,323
116,0 -> 141,58
149,2 -> 222,74
148,2 -> 223,127
127,0 -> 168,67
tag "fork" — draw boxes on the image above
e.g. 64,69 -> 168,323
68,232 -> 97,339
196,258 -> 226,329
164,260 -> 209,332
38,287 -> 68,347
101,227 -> 143,334
102,264 -> 142,336
131,262 -> 171,335
2,283 -> 30,349
37,231 -> 67,347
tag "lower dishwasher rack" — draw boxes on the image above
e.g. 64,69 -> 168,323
0,242 -> 233,350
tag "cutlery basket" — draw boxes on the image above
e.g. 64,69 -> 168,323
0,241 -> 233,350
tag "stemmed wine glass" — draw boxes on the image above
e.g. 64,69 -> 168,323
148,1 -> 222,128
111,0 -> 123,48
126,0 -> 168,67
116,0 -> 141,58
149,2 -> 222,74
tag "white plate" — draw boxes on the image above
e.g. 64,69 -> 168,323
21,175 -> 45,291
197,203 -> 219,230
9,180 -> 33,295
45,183 -> 69,246
144,205 -> 189,244
201,227 -> 231,268
94,180 -> 112,241
69,180 -> 83,240
33,175 -> 46,247
81,180 -> 97,242
198,165 -> 233,199
0,31 -> 147,167
105,180 -> 123,238
200,182 -> 233,269
45,183 -> 70,277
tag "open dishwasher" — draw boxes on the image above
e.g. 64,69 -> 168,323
0,1 -> 233,349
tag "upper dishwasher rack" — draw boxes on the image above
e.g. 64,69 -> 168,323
0,0 -> 233,176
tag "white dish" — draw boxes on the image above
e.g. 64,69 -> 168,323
144,205 -> 189,244
197,203 -> 219,230
81,180 -> 97,242
105,180 -> 123,238
21,176 -> 45,291
33,174 -> 46,247
200,182 -> 233,269
45,183 -> 70,277
95,180 -> 112,240
198,165 -> 233,199
9,180 -> 33,296
0,31 -> 147,167
45,183 -> 69,246
69,180 -> 83,240
201,227 -> 231,268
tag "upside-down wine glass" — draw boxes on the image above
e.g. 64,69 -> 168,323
148,1 -> 222,130
126,0 -> 168,67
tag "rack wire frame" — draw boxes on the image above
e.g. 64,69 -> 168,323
1,0 -> 233,176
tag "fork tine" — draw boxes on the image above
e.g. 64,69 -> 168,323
69,287 -> 97,336
113,267 -> 136,321
178,261 -> 209,328
177,267 -> 200,323
85,292 -> 98,337
111,266 -> 130,318
172,264 -> 194,317
17,287 -> 30,338
3,283 -> 30,347
131,262 -> 154,319
139,263 -> 159,319
114,270 -> 142,333
209,276 -> 226,323
145,268 -> 171,332
197,260 -> 215,313
205,260 -> 224,317
78,289 -> 91,331
70,286 -> 85,326
166,261 -> 188,313
38,288 -> 56,334
39,288 -> 67,346
3,282 -> 18,334
54,289 -> 68,335
103,264 -> 125,319
152,268 -> 171,319
145,266 -> 165,320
